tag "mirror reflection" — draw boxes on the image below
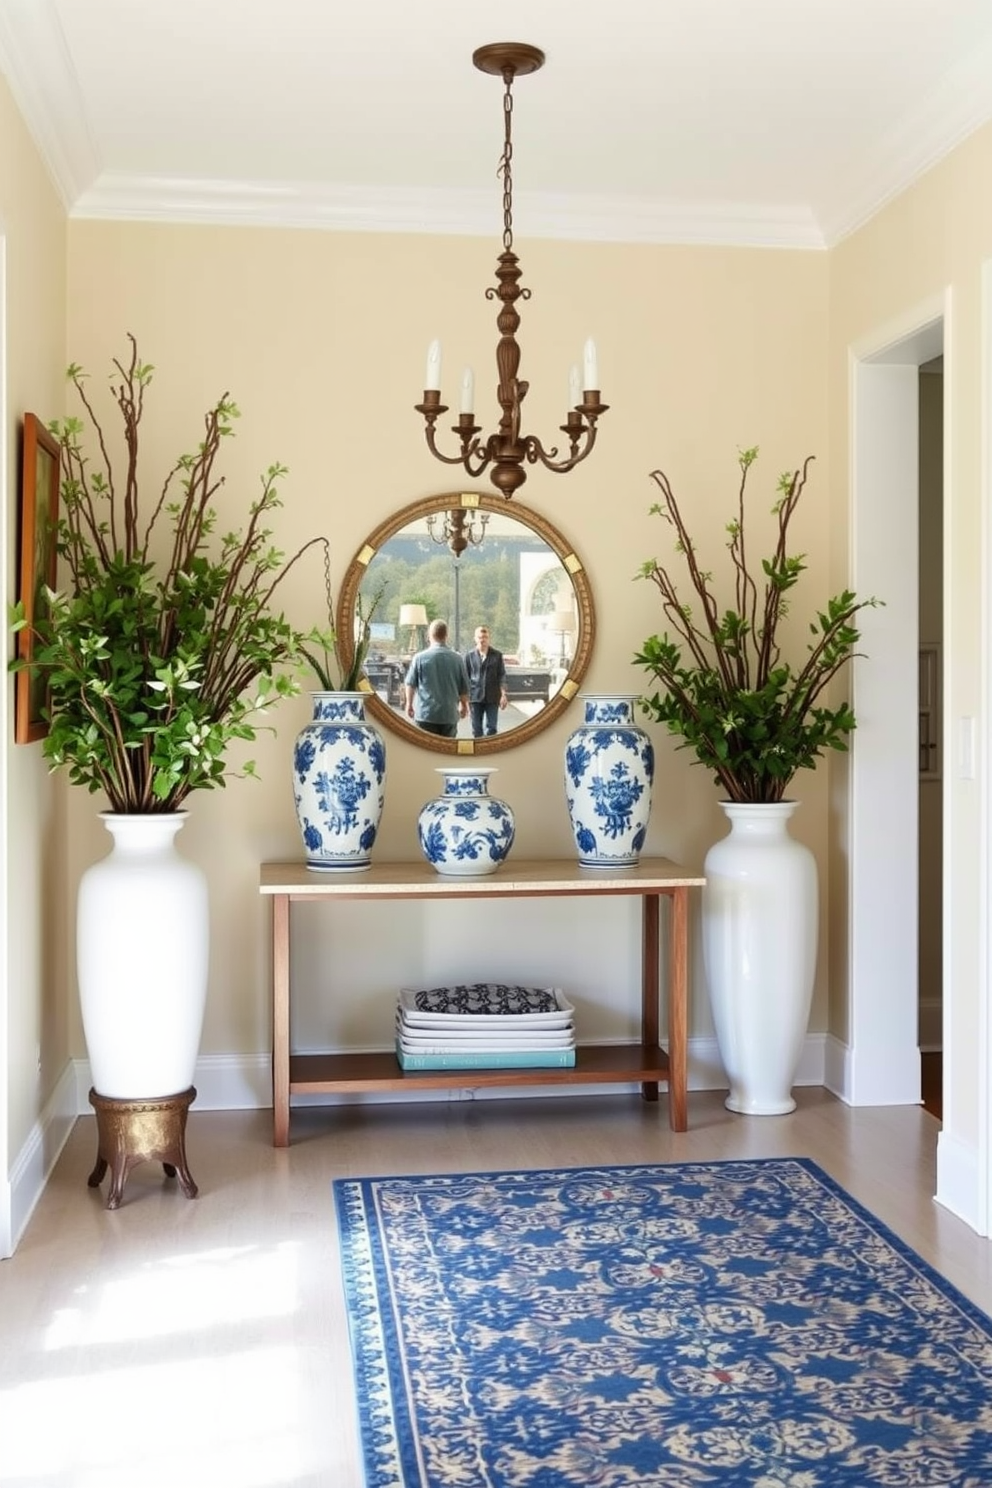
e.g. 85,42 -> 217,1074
337,492 -> 595,753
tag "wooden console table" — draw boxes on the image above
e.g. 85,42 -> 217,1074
259,858 -> 704,1147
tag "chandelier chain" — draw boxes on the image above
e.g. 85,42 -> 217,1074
414,42 -> 608,498
500,68 -> 514,252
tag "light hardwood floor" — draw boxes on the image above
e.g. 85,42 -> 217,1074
2,1090 -> 990,1488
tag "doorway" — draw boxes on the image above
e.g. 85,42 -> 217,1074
918,357 -> 944,1119
847,307 -> 944,1111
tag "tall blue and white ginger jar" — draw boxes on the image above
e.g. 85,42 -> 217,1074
418,768 -> 515,877
293,692 -> 386,872
564,694 -> 654,867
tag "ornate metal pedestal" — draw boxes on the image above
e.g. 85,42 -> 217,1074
87,1086 -> 198,1210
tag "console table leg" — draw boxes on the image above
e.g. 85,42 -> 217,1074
640,893 -> 660,1102
272,893 -> 291,1147
668,887 -> 689,1131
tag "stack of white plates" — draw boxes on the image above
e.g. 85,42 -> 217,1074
395,983 -> 576,1070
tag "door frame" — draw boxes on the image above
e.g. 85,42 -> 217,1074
848,290 -> 991,1235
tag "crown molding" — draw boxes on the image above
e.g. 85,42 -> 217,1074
71,173 -> 827,250
0,0 -> 101,208
817,29 -> 992,246
3,2 -> 991,251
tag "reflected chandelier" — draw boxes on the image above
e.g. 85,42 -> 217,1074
415,42 -> 608,500
426,507 -> 490,557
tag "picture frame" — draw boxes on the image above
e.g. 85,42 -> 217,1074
14,412 -> 61,743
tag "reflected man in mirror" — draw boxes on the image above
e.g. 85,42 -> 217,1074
404,619 -> 470,738
464,626 -> 508,738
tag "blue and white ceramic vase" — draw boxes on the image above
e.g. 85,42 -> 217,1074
293,692 -> 386,873
417,768 -> 515,877
564,694 -> 654,867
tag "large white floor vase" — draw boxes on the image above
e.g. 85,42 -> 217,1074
564,695 -> 654,867
702,801 -> 817,1115
293,691 -> 387,872
77,813 -> 209,1100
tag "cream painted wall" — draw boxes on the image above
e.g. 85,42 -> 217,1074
0,75 -> 68,1208
64,224 -> 828,1068
828,120 -> 992,1152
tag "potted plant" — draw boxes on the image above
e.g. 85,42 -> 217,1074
9,337 -> 324,1155
633,447 -> 878,1115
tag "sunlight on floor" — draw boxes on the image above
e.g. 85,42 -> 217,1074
1,1243 -> 325,1487
42,1243 -> 299,1348
1,1346 -> 323,1486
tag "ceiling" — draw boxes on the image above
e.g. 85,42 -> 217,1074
2,0 -> 992,249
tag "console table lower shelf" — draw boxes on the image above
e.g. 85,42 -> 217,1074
288,1044 -> 672,1094
260,857 -> 705,1147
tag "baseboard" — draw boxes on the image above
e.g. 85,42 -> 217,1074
823,1033 -> 921,1105
935,1128 -> 985,1235
0,1177 -> 10,1261
795,1032 -> 827,1087
7,1061 -> 78,1257
69,1037 -> 836,1114
73,1053 -> 273,1113
823,1033 -> 851,1101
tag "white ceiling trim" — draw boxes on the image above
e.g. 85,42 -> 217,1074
816,27 -> 992,245
71,174 -> 827,251
0,0 -> 99,208
1,2 -> 991,252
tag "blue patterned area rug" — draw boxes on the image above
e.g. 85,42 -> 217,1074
333,1158 -> 992,1486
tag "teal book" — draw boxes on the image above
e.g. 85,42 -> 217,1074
396,1044 -> 577,1072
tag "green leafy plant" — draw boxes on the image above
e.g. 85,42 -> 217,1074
634,447 -> 880,803
8,337 -> 325,813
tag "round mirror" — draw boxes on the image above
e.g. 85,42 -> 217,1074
337,491 -> 595,753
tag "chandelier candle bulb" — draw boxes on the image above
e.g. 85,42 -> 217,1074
459,367 -> 475,415
425,339 -> 442,392
569,364 -> 582,409
583,338 -> 599,392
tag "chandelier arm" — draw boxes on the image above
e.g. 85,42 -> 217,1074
523,427 -> 600,475
461,446 -> 493,479
422,425 -> 485,470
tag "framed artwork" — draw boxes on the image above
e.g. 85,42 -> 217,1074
14,412 -> 61,743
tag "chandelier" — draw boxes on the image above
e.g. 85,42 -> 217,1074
426,507 -> 490,557
415,42 -> 608,499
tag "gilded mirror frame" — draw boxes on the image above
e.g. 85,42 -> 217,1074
337,491 -> 595,754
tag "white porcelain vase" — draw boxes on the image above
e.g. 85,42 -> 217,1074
77,813 -> 209,1099
702,801 -> 817,1115
293,691 -> 387,873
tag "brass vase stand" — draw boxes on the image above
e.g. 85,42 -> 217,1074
87,1086 -> 198,1210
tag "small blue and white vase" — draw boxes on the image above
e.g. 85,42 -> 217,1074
417,768 -> 515,878
564,694 -> 654,867
293,692 -> 386,873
